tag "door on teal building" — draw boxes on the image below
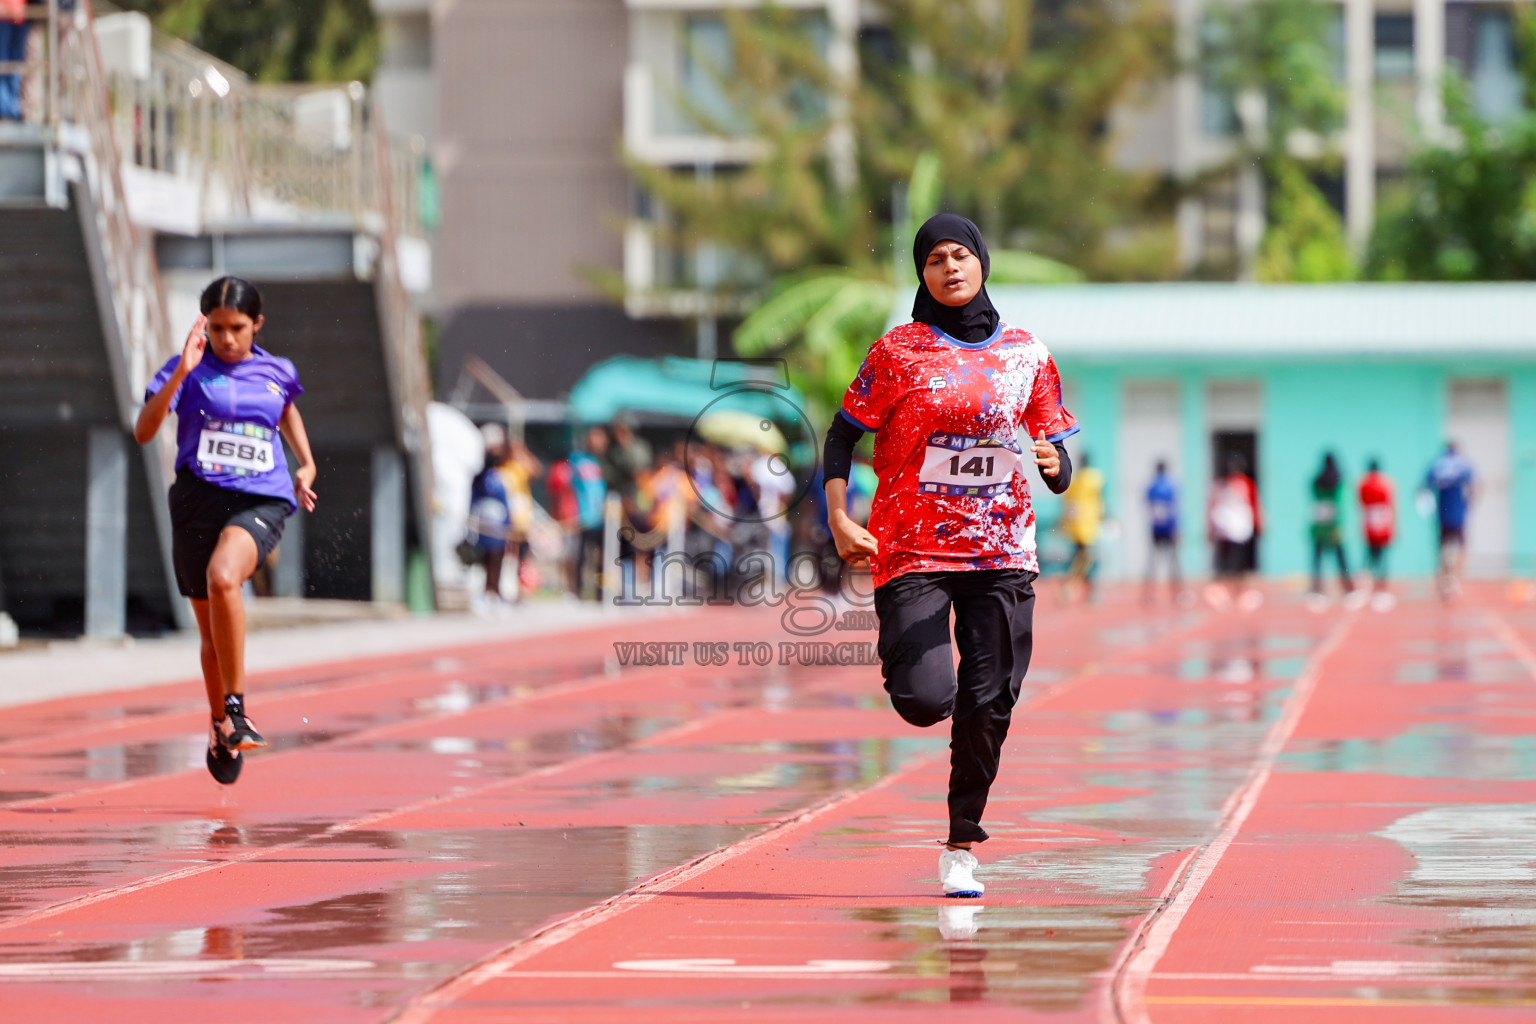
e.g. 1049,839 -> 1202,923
1446,378 -> 1510,577
1208,381 -> 1262,574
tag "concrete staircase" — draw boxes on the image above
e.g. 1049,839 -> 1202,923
0,203 -> 177,632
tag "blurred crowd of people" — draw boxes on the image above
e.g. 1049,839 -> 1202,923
458,411 -> 1480,616
1047,441 -> 1479,611
457,413 -> 856,613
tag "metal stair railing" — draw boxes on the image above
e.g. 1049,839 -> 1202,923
365,107 -> 436,609
55,0 -> 176,421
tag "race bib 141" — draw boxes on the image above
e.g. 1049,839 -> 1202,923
917,432 -> 1022,498
198,419 -> 275,476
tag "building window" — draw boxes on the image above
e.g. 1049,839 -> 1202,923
1200,16 -> 1237,136
681,15 -> 749,134
1374,15 -> 1414,80
1473,11 -> 1522,122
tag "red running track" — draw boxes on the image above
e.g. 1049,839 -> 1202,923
3,586 -> 1536,1021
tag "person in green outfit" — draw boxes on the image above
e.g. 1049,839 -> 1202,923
1309,452 -> 1353,598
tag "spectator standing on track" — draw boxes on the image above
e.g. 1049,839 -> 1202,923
1144,460 -> 1182,603
498,438 -> 543,601
823,214 -> 1077,900
0,0 -> 27,121
466,431 -> 513,615
1307,453 -> 1353,604
601,414 -> 653,590
1358,458 -> 1396,610
1207,455 -> 1262,611
568,426 -> 610,599
544,436 -> 579,587
1424,441 -> 1475,599
1060,452 -> 1104,602
134,277 -> 318,785
684,441 -> 733,584
751,444 -> 796,585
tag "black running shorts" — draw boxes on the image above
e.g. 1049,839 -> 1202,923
1214,538 -> 1248,578
169,470 -> 291,600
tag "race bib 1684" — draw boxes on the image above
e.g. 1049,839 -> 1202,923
198,419 -> 275,476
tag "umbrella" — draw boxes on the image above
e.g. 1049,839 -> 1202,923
695,409 -> 788,453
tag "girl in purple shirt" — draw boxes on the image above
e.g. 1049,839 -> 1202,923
136,277 -> 319,784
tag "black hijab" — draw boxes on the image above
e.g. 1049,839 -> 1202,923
1315,453 -> 1341,492
911,213 -> 1001,345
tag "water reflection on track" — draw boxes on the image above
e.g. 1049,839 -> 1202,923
3,591 -> 1536,1021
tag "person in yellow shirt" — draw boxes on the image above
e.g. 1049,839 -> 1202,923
1061,453 -> 1105,602
496,437 -> 544,601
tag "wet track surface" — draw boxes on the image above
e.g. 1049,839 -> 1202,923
2,588 -> 1536,1021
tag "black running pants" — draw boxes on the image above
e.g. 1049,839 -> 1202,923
874,568 -> 1036,845
1311,539 -> 1351,592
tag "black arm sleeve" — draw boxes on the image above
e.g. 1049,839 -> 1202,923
822,410 -> 866,483
1041,441 -> 1073,494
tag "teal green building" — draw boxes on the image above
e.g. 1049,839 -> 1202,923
977,284 -> 1536,581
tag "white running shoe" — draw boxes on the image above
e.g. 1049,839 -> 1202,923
939,848 -> 985,898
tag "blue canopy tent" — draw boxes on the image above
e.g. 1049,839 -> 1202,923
567,356 -> 819,467
567,356 -> 809,425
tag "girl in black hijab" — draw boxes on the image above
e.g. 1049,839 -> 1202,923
822,213 -> 1080,898
908,213 -> 1001,344
1309,452 -> 1352,597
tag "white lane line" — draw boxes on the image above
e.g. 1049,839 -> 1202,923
1491,614 -> 1536,680
1097,845 -> 1199,1024
613,957 -> 893,974
0,958 -> 375,980
1110,617 -> 1354,1024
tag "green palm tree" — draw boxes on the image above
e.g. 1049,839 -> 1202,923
733,152 -> 1083,418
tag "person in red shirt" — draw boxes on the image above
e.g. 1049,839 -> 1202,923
1358,458 -> 1395,593
1206,455 -> 1263,610
823,214 -> 1076,899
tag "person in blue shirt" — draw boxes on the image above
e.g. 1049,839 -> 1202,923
1143,460 -> 1181,603
467,437 -> 513,613
570,426 -> 610,599
136,277 -> 318,785
1424,441 -> 1475,598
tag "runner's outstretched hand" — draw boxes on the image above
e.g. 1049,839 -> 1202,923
830,510 -> 879,565
1032,430 -> 1060,477
135,315 -> 209,444
294,464 -> 318,513
179,315 -> 209,377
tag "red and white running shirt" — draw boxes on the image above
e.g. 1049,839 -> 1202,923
1358,471 -> 1395,545
841,321 -> 1078,588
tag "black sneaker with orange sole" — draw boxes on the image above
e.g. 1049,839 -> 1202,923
223,708 -> 267,751
207,720 -> 243,785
